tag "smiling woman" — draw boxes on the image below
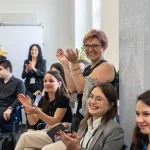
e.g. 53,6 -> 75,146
56,29 -> 117,132
131,90 -> 150,150
87,87 -> 112,121
15,71 -> 72,150
41,82 -> 124,150
21,44 -> 46,130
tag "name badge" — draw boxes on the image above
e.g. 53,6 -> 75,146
30,78 -> 35,84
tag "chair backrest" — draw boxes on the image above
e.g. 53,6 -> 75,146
1,105 -> 23,133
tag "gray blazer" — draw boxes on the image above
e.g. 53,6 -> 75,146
80,119 -> 124,150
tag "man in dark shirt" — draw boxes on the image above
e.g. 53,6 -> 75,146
0,60 -> 25,130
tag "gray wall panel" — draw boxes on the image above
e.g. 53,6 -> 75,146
120,0 -> 150,147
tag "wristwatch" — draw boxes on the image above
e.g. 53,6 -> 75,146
8,106 -> 13,111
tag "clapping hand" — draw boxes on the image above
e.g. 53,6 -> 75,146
24,104 -> 40,115
66,48 -> 79,64
56,49 -> 69,64
18,94 -> 32,107
58,131 -> 81,150
25,62 -> 32,72
25,61 -> 37,72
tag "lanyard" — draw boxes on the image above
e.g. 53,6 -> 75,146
81,126 -> 99,149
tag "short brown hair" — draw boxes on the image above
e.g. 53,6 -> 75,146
83,29 -> 108,51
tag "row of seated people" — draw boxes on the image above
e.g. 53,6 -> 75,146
0,29 -> 120,149
15,82 -> 123,150
0,59 -> 149,149
0,58 -> 89,132
16,87 -> 150,150
1,29 -> 122,150
14,29 -> 123,150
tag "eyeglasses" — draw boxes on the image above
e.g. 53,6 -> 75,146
88,94 -> 106,103
83,44 -> 101,50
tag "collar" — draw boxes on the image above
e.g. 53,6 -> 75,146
9,75 -> 14,80
0,75 -> 14,83
87,117 -> 102,131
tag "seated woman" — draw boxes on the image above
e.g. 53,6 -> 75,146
130,90 -> 150,150
41,82 -> 124,150
33,62 -> 67,97
15,71 -> 72,150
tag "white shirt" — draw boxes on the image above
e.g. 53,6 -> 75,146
80,117 -> 102,149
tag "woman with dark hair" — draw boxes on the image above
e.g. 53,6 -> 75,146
22,44 -> 46,102
40,82 -> 124,150
22,44 -> 46,130
33,62 -> 67,96
15,71 -> 72,150
130,90 -> 150,150
50,63 -> 66,86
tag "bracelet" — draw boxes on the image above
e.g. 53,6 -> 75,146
33,68 -> 37,72
72,67 -> 80,71
73,72 -> 82,76
8,106 -> 13,111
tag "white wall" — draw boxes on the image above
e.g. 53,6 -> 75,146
0,0 -> 75,70
0,0 -> 75,124
101,0 -> 119,71
75,0 -> 93,49
0,0 -> 119,71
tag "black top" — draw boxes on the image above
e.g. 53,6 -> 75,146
22,59 -> 46,92
74,59 -> 116,119
0,75 -> 26,109
38,95 -> 72,123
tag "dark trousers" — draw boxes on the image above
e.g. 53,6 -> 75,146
0,107 -> 15,128
71,114 -> 83,132
26,115 -> 40,130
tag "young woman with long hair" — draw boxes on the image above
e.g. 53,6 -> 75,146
15,71 -> 72,150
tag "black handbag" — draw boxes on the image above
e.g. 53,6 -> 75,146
1,133 -> 16,150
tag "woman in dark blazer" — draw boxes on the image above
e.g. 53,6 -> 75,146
22,44 -> 46,102
22,44 -> 46,130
